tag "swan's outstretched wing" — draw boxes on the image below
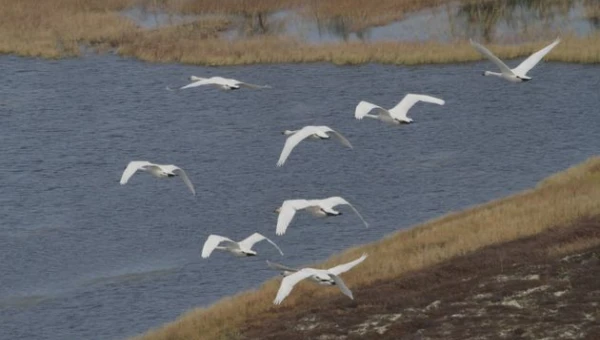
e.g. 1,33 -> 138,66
328,253 -> 368,275
179,78 -> 217,90
319,196 -> 369,228
320,126 -> 353,149
237,81 -> 271,89
354,101 -> 391,120
512,38 -> 560,76
276,199 -> 312,235
276,127 -> 319,167
238,232 -> 284,255
389,94 -> 445,119
120,161 -> 153,185
163,165 -> 196,195
273,268 -> 320,305
266,260 -> 299,273
470,39 -> 515,76
201,235 -> 238,258
330,274 -> 354,299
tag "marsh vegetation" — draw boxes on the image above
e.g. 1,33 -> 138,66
1,0 -> 600,65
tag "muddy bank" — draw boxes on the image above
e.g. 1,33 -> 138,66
241,216 -> 600,339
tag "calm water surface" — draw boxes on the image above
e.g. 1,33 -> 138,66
0,54 -> 598,340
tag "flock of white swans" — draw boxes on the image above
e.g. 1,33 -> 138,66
119,38 -> 560,305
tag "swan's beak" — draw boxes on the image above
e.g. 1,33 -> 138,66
481,71 -> 486,76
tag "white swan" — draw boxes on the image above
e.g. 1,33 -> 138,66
277,126 -> 352,167
267,260 -> 354,285
274,196 -> 368,235
120,161 -> 196,195
273,253 -> 367,305
174,76 -> 271,91
355,94 -> 445,124
201,232 -> 284,258
470,38 -> 560,82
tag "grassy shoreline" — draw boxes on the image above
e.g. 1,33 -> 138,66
133,157 -> 600,340
1,0 -> 599,65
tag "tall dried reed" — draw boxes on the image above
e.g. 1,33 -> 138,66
134,157 -> 600,340
118,34 -> 600,66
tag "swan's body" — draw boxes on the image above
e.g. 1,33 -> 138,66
274,196 -> 368,235
201,232 -> 284,258
119,161 -> 196,195
267,260 -> 341,285
277,126 -> 352,167
470,38 -> 560,82
273,254 -> 367,305
355,94 -> 445,125
175,76 -> 271,91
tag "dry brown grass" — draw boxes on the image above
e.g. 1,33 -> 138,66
117,34 -> 600,66
134,157 -> 600,340
0,0 -> 138,58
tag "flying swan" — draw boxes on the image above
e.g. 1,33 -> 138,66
470,38 -> 560,82
355,94 -> 445,124
170,76 -> 271,91
274,196 -> 369,235
273,253 -> 367,305
277,126 -> 352,167
201,232 -> 284,258
120,161 -> 196,195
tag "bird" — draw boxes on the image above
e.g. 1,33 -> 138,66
170,76 -> 271,91
267,260 -> 347,285
201,232 -> 284,258
274,196 -> 369,236
277,126 -> 353,167
469,38 -> 560,82
355,94 -> 445,125
119,161 -> 196,195
273,253 -> 367,305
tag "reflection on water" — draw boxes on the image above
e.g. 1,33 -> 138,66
220,0 -> 600,43
122,6 -> 199,29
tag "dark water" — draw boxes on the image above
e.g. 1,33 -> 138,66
0,54 -> 598,340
